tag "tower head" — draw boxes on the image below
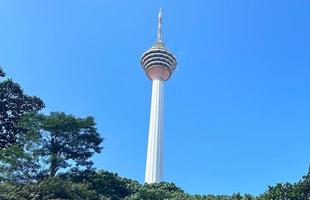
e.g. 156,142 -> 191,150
141,9 -> 177,81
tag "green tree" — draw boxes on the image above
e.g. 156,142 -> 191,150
295,165 -> 310,200
0,143 -> 41,183
0,177 -> 99,200
243,194 -> 255,200
0,112 -> 103,182
61,169 -> 137,200
1,165 -> 310,200
0,113 -> 48,183
257,183 -> 297,200
231,193 -> 242,200
125,182 -> 185,200
0,68 -> 44,149
0,68 -> 4,77
38,112 -> 103,177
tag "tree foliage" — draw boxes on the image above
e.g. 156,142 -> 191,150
0,167 -> 310,200
0,177 -> 99,200
257,166 -> 310,200
0,163 -> 310,200
38,112 -> 103,177
0,68 -> 44,149
0,112 -> 103,182
0,144 -> 41,183
1,168 -> 309,200
0,68 -> 5,77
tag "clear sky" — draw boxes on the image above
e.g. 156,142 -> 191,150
1,0 -> 310,196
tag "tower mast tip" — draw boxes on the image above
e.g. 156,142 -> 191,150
157,8 -> 163,42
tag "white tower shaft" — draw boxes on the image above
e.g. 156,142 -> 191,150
145,79 -> 164,183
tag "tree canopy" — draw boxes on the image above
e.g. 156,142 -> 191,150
38,112 -> 103,177
0,68 -> 44,149
0,168 -> 309,200
0,112 -> 103,182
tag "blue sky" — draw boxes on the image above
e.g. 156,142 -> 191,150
1,0 -> 310,196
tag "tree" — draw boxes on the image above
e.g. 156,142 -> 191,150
0,113 -> 46,183
257,183 -> 297,200
0,177 -> 99,200
0,112 -> 103,182
0,68 -> 5,77
0,67 -> 44,149
125,182 -> 185,200
0,144 -> 41,183
1,165 -> 310,200
37,112 -> 103,177
295,165 -> 310,200
61,169 -> 137,200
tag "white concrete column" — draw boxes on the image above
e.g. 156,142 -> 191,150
145,78 -> 164,184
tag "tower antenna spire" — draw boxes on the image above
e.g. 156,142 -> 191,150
157,8 -> 163,42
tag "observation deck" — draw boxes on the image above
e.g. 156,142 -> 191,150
140,9 -> 177,81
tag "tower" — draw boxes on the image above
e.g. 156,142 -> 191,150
141,9 -> 177,184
